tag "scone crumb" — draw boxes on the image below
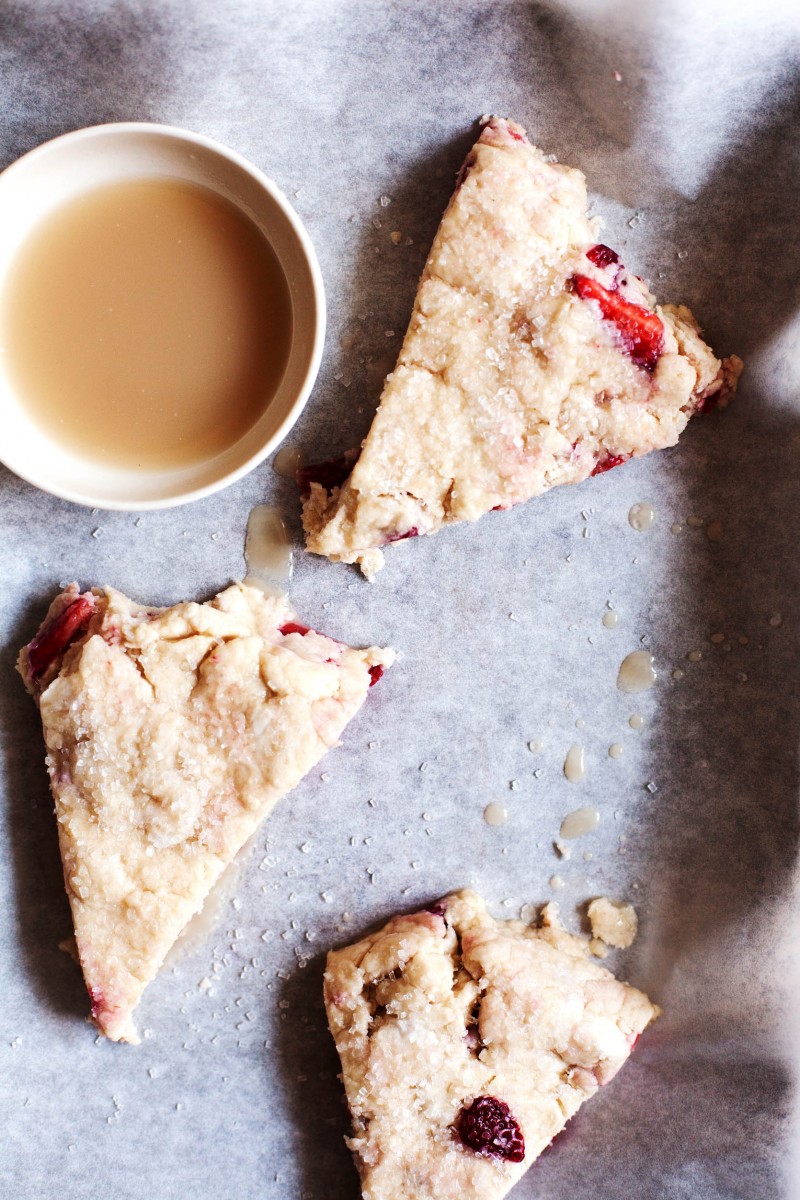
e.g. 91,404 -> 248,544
589,937 -> 610,959
587,896 -> 638,949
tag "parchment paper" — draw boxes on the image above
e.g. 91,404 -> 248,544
1,2 -> 798,1197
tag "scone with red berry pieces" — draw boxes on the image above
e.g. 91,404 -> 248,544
18,581 -> 393,1042
324,890 -> 658,1200
302,116 -> 742,579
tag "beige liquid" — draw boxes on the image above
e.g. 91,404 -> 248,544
2,178 -> 292,470
617,649 -> 657,693
559,805 -> 600,839
244,504 -> 293,597
483,802 -> 508,827
628,500 -> 656,531
563,743 -> 587,783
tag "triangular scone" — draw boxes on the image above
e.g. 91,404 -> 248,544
324,890 -> 659,1200
18,582 -> 393,1042
303,117 -> 742,578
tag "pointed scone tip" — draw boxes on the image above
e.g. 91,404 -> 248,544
324,889 -> 659,1200
302,116 -> 742,579
19,581 -> 394,1042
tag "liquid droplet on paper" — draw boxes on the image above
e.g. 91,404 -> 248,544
628,501 -> 655,531
672,668 -> 685,680
687,650 -> 703,663
603,610 -> 619,629
574,718 -> 585,731
608,743 -> 623,759
563,744 -> 586,783
244,505 -> 293,597
706,519 -> 724,542
617,650 -> 657,693
559,805 -> 600,839
549,874 -> 565,890
483,802 -> 507,827
272,444 -> 305,479
528,737 -> 544,753
629,713 -> 645,730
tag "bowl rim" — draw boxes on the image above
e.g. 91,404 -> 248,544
0,121 -> 326,510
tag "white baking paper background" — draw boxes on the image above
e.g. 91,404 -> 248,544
0,2 -> 798,1197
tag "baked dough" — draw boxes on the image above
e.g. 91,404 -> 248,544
324,890 -> 659,1200
18,582 -> 393,1042
303,117 -> 742,578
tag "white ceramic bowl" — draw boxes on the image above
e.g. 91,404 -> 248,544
0,123 -> 325,509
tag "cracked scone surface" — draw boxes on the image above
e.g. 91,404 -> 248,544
324,890 -> 659,1200
303,116 -> 741,578
18,582 -> 393,1042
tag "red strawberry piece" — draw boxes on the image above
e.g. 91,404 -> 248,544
586,243 -> 620,269
570,274 -> 664,371
591,452 -> 629,476
695,389 -> 720,415
507,128 -> 525,143
87,985 -> 105,1020
279,620 -> 346,666
27,596 -> 94,680
296,457 -> 353,497
383,527 -> 419,545
368,665 -> 384,687
455,1096 -> 525,1163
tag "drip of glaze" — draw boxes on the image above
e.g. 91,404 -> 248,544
603,610 -> 619,629
608,743 -> 623,759
528,737 -> 544,753
617,650 -> 657,693
559,805 -> 600,839
628,501 -> 655,531
272,444 -> 305,478
629,713 -> 645,730
563,744 -> 586,783
244,504 -> 293,597
484,802 -> 508,827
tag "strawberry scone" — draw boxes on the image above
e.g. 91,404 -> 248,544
324,890 -> 659,1200
18,582 -> 393,1042
302,116 -> 742,578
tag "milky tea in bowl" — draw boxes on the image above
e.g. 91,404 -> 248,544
2,177 -> 292,471
0,124 -> 325,508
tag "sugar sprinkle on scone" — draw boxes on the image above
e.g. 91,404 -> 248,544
19,582 -> 393,1043
324,890 -> 659,1200
303,117 -> 742,578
